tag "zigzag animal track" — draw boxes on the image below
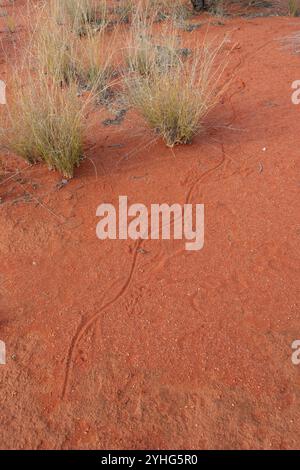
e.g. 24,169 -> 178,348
62,238 -> 143,399
61,145 -> 228,398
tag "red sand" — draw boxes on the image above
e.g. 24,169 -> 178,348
0,2 -> 300,449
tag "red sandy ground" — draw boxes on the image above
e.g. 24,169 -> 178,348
0,1 -> 300,450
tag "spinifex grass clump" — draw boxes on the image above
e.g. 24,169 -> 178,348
113,0 -> 190,24
33,6 -> 114,97
126,17 -> 181,77
2,76 -> 85,178
127,66 -> 207,146
126,26 -> 227,147
76,24 -> 115,94
127,36 -> 182,77
52,0 -> 108,35
145,0 -> 191,21
33,13 -> 79,85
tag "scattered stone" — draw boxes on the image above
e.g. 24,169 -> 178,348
56,179 -> 69,190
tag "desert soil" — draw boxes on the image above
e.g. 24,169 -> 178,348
0,0 -> 300,450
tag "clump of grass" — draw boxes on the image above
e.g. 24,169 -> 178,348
126,17 -> 181,77
146,0 -> 191,21
0,1 -> 115,178
288,0 -> 299,16
33,13 -> 79,85
114,0 -> 190,24
126,27 -> 156,77
126,32 -> 228,147
76,24 -> 115,94
1,74 -> 86,178
32,7 -> 114,97
52,0 -> 108,35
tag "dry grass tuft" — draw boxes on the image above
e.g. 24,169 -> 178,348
32,13 -> 79,85
126,22 -> 228,147
126,16 -> 182,77
51,0 -> 108,35
113,0 -> 190,24
76,25 -> 115,94
145,0 -> 191,21
1,73 -> 86,178
32,4 -> 115,96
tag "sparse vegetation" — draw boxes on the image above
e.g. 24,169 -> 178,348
0,0 -> 118,178
0,0 -> 229,175
32,4 -> 114,95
